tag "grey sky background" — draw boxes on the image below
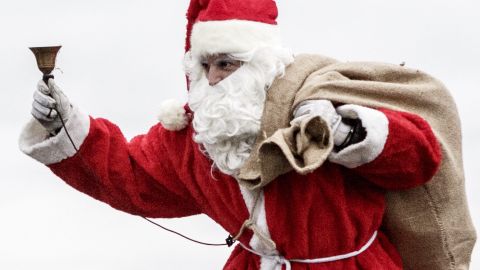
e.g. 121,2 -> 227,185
1,0 -> 478,269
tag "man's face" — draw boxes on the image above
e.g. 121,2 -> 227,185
187,52 -> 265,175
200,54 -> 242,86
186,47 -> 292,175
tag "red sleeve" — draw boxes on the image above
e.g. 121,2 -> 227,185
351,108 -> 442,190
328,104 -> 442,190
49,117 -> 201,218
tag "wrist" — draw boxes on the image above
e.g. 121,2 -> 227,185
333,121 -> 351,145
334,118 -> 366,152
49,126 -> 63,137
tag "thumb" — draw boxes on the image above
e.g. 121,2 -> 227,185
37,80 -> 50,95
47,78 -> 60,93
47,78 -> 66,99
48,79 -> 70,112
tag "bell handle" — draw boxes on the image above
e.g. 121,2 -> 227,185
43,74 -> 54,85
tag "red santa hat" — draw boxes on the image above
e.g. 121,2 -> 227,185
185,0 -> 282,57
159,0 -> 282,131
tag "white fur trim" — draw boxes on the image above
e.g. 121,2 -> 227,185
19,106 -> 90,165
328,104 -> 389,168
249,191 -> 276,254
190,20 -> 281,57
238,185 -> 279,270
239,184 -> 258,211
157,99 -> 188,131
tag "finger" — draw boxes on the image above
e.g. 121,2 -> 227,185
33,104 -> 57,120
294,106 -> 313,117
51,89 -> 64,105
48,79 -> 67,106
48,78 -> 63,95
31,106 -> 56,122
32,100 -> 58,118
37,80 -> 50,95
312,100 -> 336,112
47,78 -> 56,88
33,90 -> 56,108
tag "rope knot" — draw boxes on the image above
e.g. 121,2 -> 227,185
232,219 -> 254,242
275,255 -> 292,270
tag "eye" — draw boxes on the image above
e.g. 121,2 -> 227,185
218,60 -> 232,69
216,59 -> 242,71
201,62 -> 209,71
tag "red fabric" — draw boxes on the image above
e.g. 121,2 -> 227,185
48,108 -> 441,269
185,0 -> 278,52
353,109 -> 442,190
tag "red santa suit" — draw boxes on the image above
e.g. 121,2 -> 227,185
19,102 -> 441,269
19,0 -> 442,269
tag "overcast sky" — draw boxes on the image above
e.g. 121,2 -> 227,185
1,0 -> 479,269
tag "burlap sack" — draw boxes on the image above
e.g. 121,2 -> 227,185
237,54 -> 476,269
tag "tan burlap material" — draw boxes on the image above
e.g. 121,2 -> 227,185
237,54 -> 476,269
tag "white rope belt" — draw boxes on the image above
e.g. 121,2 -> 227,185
239,231 -> 378,270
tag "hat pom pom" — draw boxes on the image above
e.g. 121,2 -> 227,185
158,99 -> 189,131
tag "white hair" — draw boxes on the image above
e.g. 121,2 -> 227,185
185,47 -> 294,176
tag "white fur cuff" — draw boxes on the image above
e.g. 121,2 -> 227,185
19,106 -> 90,165
328,105 -> 389,168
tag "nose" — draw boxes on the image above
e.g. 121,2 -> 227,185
207,66 -> 224,86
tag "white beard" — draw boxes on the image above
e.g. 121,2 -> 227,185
186,48 -> 293,176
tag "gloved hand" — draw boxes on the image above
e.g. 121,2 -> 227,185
292,100 -> 351,146
31,79 -> 72,135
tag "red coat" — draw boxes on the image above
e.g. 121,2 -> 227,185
27,106 -> 440,270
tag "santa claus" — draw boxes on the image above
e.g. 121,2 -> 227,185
20,0 -> 474,269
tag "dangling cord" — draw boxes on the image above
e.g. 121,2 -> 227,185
142,217 -> 226,246
50,86 -> 228,247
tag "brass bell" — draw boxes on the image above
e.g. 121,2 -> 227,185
30,46 -> 62,84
